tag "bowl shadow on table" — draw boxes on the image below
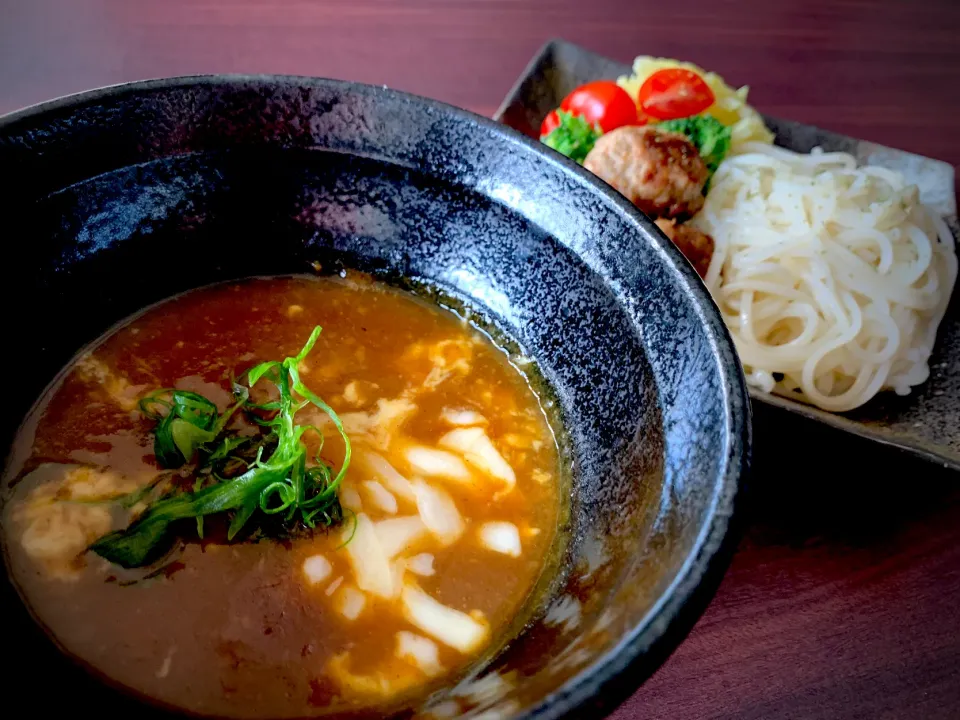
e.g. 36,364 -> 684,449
611,402 -> 960,720
746,402 -> 958,549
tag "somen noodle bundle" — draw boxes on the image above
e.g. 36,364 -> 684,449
694,143 -> 957,412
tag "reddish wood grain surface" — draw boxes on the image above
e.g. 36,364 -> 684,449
2,1 -> 960,718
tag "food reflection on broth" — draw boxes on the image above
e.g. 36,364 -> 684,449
1,276 -> 561,718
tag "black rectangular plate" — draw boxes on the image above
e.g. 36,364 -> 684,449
495,39 -> 960,471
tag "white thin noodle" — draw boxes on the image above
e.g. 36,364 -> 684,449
694,143 -> 958,412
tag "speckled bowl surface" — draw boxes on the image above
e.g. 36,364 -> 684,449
0,77 -> 749,719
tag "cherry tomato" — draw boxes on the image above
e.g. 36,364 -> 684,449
638,69 -> 715,120
559,81 -> 638,133
539,109 -> 561,138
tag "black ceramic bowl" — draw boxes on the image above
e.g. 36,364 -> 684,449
0,77 -> 749,719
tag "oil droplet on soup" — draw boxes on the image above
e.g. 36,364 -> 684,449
1,276 -> 561,718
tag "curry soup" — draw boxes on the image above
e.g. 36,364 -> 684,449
1,275 -> 560,718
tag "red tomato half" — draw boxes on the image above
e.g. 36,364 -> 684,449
539,110 -> 561,138
638,69 -> 715,120
559,81 -> 638,133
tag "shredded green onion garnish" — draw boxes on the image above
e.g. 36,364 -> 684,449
90,326 -> 351,568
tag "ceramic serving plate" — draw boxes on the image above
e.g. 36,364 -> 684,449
495,39 -> 960,471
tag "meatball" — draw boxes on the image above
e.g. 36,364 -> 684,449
584,126 -> 709,220
655,218 -> 715,279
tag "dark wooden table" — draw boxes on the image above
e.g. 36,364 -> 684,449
2,1 -> 959,718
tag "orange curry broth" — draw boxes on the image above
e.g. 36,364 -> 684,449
1,275 -> 560,718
